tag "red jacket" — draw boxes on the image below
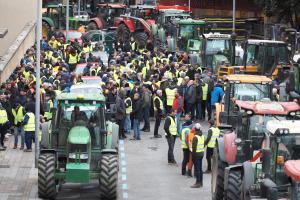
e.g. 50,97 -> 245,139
173,95 -> 184,113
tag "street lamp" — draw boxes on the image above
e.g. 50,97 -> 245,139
66,0 -> 69,41
231,0 -> 236,66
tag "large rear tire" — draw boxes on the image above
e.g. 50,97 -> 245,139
226,170 -> 242,200
211,147 -> 227,200
117,24 -> 130,44
134,32 -> 148,48
99,154 -> 118,200
38,153 -> 57,199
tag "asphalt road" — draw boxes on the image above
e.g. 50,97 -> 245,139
0,120 -> 212,200
0,0 -> 36,56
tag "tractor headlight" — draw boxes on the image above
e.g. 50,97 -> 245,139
290,112 -> 296,116
236,146 -> 242,151
69,153 -> 89,159
235,138 -> 242,144
246,110 -> 253,115
275,128 -> 289,135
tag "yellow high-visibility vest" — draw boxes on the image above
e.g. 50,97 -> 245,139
166,116 -> 177,136
202,83 -> 208,101
24,112 -> 35,132
0,109 -> 8,124
195,135 -> 205,153
131,42 -> 136,50
125,97 -> 132,114
207,127 -> 220,148
12,106 -> 24,125
153,96 -> 163,111
68,54 -> 78,64
23,71 -> 30,79
165,88 -> 176,106
181,127 -> 190,149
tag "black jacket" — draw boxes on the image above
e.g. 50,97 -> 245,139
164,115 -> 176,138
132,99 -> 143,120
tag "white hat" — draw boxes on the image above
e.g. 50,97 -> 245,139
195,123 -> 202,130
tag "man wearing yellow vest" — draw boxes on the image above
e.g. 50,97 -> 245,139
153,90 -> 163,138
204,120 -> 220,173
201,81 -> 209,120
191,123 -> 204,188
180,114 -> 192,175
165,84 -> 176,114
124,93 -> 132,135
0,103 -> 9,150
12,102 -> 25,149
23,108 -> 35,152
164,109 -> 177,165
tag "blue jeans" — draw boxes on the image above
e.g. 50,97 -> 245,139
175,112 -> 181,135
142,106 -> 150,130
196,102 -> 202,120
133,119 -> 141,139
124,115 -> 131,134
25,131 -> 34,150
14,126 -> 25,146
193,156 -> 203,183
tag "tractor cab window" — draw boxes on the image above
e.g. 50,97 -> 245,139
233,83 -> 270,101
206,39 -> 230,54
54,102 -> 105,148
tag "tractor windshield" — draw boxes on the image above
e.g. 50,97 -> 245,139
206,39 -> 231,55
245,43 -> 289,75
54,101 -> 106,148
232,83 -> 270,101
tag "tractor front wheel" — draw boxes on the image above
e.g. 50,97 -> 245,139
134,32 -> 148,48
226,170 -> 242,200
99,154 -> 118,200
211,147 -> 227,200
117,24 -> 130,44
38,153 -> 57,199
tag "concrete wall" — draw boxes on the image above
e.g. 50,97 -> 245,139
0,22 -> 36,83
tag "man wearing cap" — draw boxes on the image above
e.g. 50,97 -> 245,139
204,120 -> 220,173
153,90 -> 163,138
191,123 -> 205,188
164,109 -> 177,164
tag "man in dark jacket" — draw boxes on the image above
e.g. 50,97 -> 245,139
164,109 -> 177,164
195,79 -> 203,120
153,90 -> 163,138
131,93 -> 143,140
141,85 -> 152,132
185,80 -> 196,120
116,89 -> 126,139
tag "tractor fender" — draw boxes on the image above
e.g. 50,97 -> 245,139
89,17 -> 104,29
101,149 -> 118,154
111,122 -> 119,150
217,138 -> 226,162
42,17 -> 55,28
242,161 -> 255,199
121,20 -> 135,33
224,131 -> 237,164
224,164 -> 243,193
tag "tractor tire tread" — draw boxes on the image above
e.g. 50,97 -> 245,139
226,170 -> 242,200
38,153 -> 56,199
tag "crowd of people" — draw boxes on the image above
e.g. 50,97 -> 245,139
0,33 -> 225,188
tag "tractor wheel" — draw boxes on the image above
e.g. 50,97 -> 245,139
38,153 -> 57,199
87,22 -> 98,31
211,147 -> 227,200
42,21 -> 51,40
117,24 -> 130,44
40,122 -> 50,149
134,32 -> 148,48
99,154 -> 118,200
226,170 -> 242,200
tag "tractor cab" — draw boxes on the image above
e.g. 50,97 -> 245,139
216,74 -> 273,126
248,120 -> 300,199
217,39 -> 292,81
201,33 -> 232,72
38,93 -> 119,199
167,19 -> 205,52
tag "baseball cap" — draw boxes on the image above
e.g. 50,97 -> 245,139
194,123 -> 202,130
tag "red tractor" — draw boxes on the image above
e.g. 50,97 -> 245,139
211,100 -> 300,200
87,3 -> 127,30
115,5 -> 157,47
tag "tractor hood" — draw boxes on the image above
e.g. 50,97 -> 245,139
68,126 -> 91,145
235,100 -> 300,115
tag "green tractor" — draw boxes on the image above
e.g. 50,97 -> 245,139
38,93 -> 119,199
42,3 -> 90,39
165,18 -> 206,53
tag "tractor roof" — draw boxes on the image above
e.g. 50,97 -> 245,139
224,74 -> 272,84
97,3 -> 126,8
247,39 -> 286,45
204,32 -> 231,39
56,93 -> 105,101
235,100 -> 300,115
156,5 -> 190,11
266,120 -> 300,134
177,18 -> 206,25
